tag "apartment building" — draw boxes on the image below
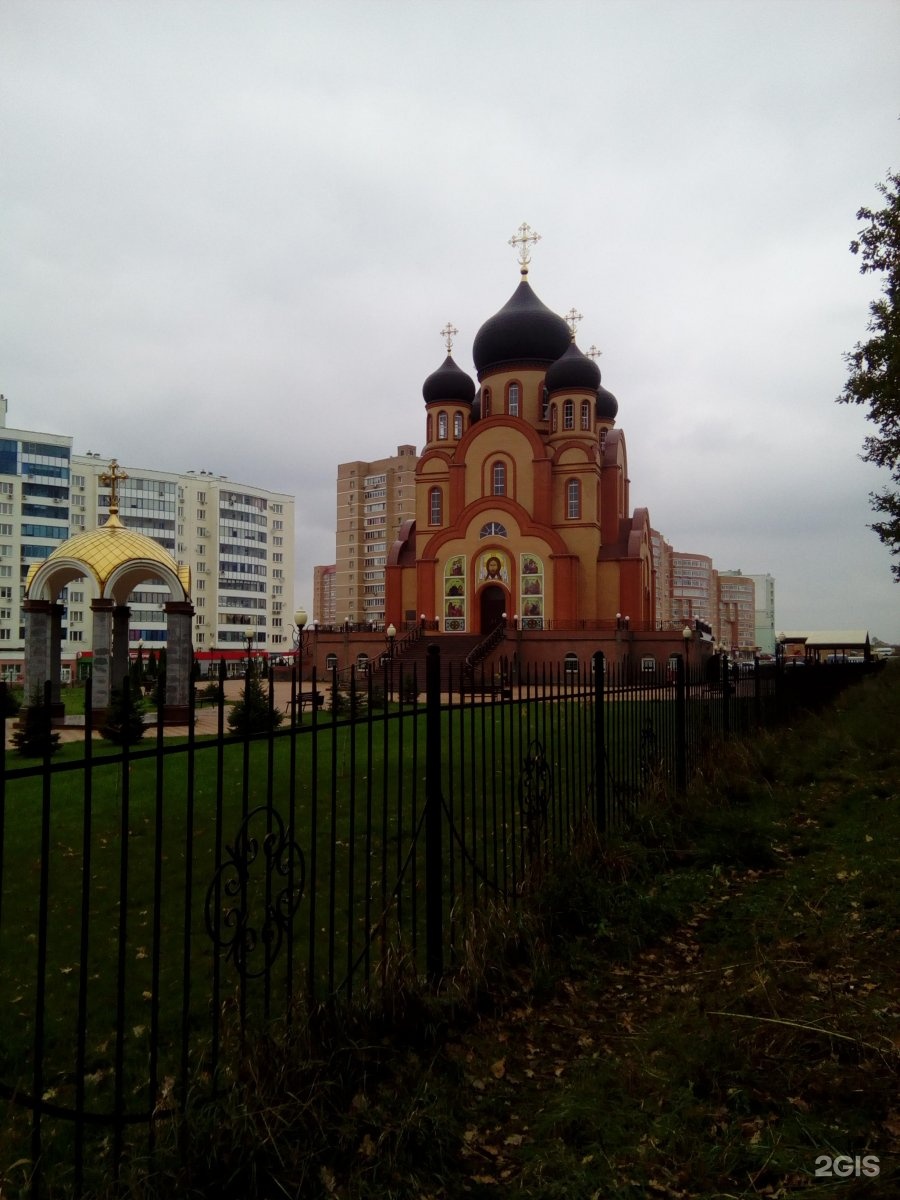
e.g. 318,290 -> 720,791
748,572 -> 776,655
72,456 -> 295,654
0,398 -> 72,672
671,551 -> 714,631
0,399 -> 295,668
335,445 -> 417,627
715,570 -> 757,653
313,563 -> 336,626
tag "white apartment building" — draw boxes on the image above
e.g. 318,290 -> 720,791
0,398 -> 295,670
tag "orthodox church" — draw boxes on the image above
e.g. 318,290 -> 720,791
385,226 -> 655,639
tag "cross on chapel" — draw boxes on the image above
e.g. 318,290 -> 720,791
99,459 -> 128,517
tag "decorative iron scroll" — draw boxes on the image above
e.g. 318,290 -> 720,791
518,739 -> 552,860
205,805 -> 305,980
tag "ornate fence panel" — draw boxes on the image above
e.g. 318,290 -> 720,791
0,653 -> 882,1196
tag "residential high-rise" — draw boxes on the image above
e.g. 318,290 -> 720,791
335,446 -> 417,627
72,456 -> 295,654
0,397 -> 72,675
0,398 -> 295,672
715,570 -> 757,653
748,572 -> 776,655
313,563 -> 336,626
671,552 -> 714,631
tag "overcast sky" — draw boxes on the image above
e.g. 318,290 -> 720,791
2,0 -> 898,641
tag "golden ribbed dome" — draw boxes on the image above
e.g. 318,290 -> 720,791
25,514 -> 191,596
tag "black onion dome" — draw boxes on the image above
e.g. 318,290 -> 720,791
545,341 -> 601,393
472,280 -> 571,376
595,384 -> 619,421
422,354 -> 476,405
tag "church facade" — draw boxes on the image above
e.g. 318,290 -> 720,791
386,230 -> 656,641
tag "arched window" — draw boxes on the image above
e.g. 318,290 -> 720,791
479,521 -> 508,538
564,399 -> 575,430
581,401 -> 591,431
356,652 -> 370,673
551,404 -> 558,432
492,461 -> 506,495
426,414 -> 433,442
325,652 -> 338,671
541,387 -> 549,421
564,652 -> 579,677
567,478 -> 581,519
453,411 -> 463,438
508,383 -> 520,416
482,388 -> 492,417
429,486 -> 442,525
600,428 -> 608,453
437,411 -> 448,439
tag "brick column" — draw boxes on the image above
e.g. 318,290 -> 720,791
90,599 -> 115,717
48,603 -> 65,718
23,599 -> 52,706
163,601 -> 195,723
112,605 -> 132,696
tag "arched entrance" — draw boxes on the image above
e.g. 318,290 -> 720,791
479,584 -> 507,633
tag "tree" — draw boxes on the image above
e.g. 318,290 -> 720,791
838,170 -> 900,579
227,661 -> 283,736
12,687 -> 60,758
101,683 -> 147,746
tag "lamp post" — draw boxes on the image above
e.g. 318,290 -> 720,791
291,606 -> 310,724
682,624 -> 693,682
386,622 -> 397,701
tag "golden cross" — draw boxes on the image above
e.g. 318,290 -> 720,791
440,321 -> 458,353
99,458 -> 128,515
587,344 -> 603,359
564,307 -> 583,338
508,222 -> 541,275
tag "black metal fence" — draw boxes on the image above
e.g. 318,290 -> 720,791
0,649 -> 882,1196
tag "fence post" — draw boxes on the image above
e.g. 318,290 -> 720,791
592,651 -> 606,832
424,643 -> 443,983
721,652 -> 732,739
675,653 -> 687,793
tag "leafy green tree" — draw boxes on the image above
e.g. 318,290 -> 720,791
839,170 -> 900,579
227,662 -> 283,736
12,687 -> 60,758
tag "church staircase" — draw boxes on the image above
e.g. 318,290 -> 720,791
379,629 -> 506,688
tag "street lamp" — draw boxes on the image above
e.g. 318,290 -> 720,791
291,606 -> 310,723
385,622 -> 397,701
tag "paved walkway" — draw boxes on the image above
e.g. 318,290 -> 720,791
4,680 -> 325,748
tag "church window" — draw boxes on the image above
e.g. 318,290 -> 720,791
482,388 -> 492,417
453,411 -> 463,438
479,521 -> 508,538
508,383 -> 520,416
541,387 -> 549,421
437,412 -> 448,439
600,427 -> 608,452
492,462 -> 506,495
564,400 -> 575,430
426,415 -> 433,442
429,487 -> 442,525
550,404 -> 558,432
567,479 -> 581,519
581,401 -> 591,431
